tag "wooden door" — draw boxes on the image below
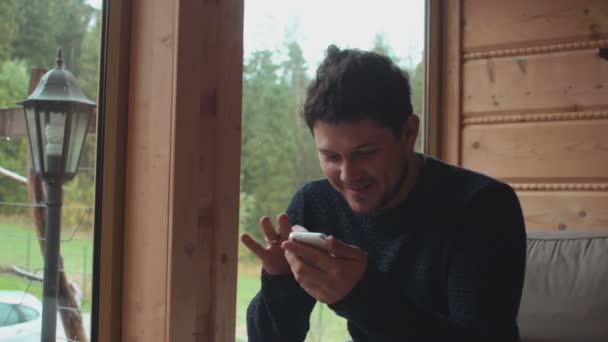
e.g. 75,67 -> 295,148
437,0 -> 608,231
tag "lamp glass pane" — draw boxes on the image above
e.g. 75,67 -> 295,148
24,107 -> 42,173
42,111 -> 67,177
65,110 -> 91,177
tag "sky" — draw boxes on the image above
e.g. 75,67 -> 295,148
87,0 -> 426,71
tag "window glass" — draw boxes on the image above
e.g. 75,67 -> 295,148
238,1 -> 427,340
16,304 -> 40,323
0,303 -> 20,327
0,0 -> 104,340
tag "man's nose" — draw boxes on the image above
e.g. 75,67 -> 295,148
340,160 -> 363,184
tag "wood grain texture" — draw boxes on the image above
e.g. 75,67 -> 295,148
463,50 -> 608,114
438,0 -> 462,164
518,191 -> 608,230
122,0 -> 176,340
167,0 -> 242,341
209,0 -> 243,340
462,120 -> 608,180
122,0 -> 243,341
166,0 -> 208,340
463,0 -> 608,53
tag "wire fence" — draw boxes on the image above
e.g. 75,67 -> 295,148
0,200 -> 93,341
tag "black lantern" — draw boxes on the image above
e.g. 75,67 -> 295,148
17,48 -> 96,342
18,48 -> 96,184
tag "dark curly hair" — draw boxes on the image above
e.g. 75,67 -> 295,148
303,45 -> 413,137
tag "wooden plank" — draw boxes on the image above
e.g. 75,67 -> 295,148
211,0 -> 242,340
121,0 -> 176,340
167,0 -> 242,339
211,0 -> 244,341
154,0 -> 243,341
438,0 -> 462,165
165,0 -> 208,339
462,120 -> 608,180
0,107 -> 26,137
463,0 -> 608,53
518,191 -> 608,230
0,166 -> 27,184
463,49 -> 608,114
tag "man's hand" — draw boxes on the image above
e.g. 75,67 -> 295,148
282,236 -> 367,304
240,213 -> 292,275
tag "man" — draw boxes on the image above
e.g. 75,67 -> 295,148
240,45 -> 527,341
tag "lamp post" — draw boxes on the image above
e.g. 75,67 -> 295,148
17,49 -> 96,342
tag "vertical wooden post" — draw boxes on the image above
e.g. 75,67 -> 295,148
121,0 -> 243,340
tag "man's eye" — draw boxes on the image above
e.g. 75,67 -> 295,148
356,150 -> 376,157
325,155 -> 340,162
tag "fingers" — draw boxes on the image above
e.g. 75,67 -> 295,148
277,213 -> 293,238
259,216 -> 280,242
285,250 -> 325,284
327,236 -> 366,260
240,233 -> 266,258
282,240 -> 331,270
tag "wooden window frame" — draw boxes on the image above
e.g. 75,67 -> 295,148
427,0 -> 461,164
94,0 -> 131,341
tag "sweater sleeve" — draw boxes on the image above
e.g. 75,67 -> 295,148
329,182 -> 527,342
246,186 -> 317,342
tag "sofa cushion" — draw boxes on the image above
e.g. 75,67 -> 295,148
518,230 -> 608,342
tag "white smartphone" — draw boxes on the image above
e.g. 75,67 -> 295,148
288,231 -> 329,251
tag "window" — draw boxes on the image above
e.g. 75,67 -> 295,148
15,304 -> 40,323
238,1 -> 428,340
0,0 -> 104,340
0,303 -> 20,327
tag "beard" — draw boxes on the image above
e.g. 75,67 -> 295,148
376,153 -> 411,210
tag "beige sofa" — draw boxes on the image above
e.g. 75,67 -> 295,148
518,230 -> 608,341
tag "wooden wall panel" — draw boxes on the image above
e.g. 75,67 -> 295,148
519,192 -> 608,230
439,0 -> 608,233
463,49 -> 608,114
463,0 -> 608,53
461,120 -> 608,180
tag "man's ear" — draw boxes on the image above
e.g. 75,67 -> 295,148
402,114 -> 419,151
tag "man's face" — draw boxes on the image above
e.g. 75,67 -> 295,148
313,118 -> 416,214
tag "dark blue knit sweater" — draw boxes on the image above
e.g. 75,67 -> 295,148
246,155 -> 527,341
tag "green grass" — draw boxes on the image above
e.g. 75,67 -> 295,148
236,267 -> 351,342
0,221 -> 93,274
0,220 -> 93,312
0,272 -> 43,298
